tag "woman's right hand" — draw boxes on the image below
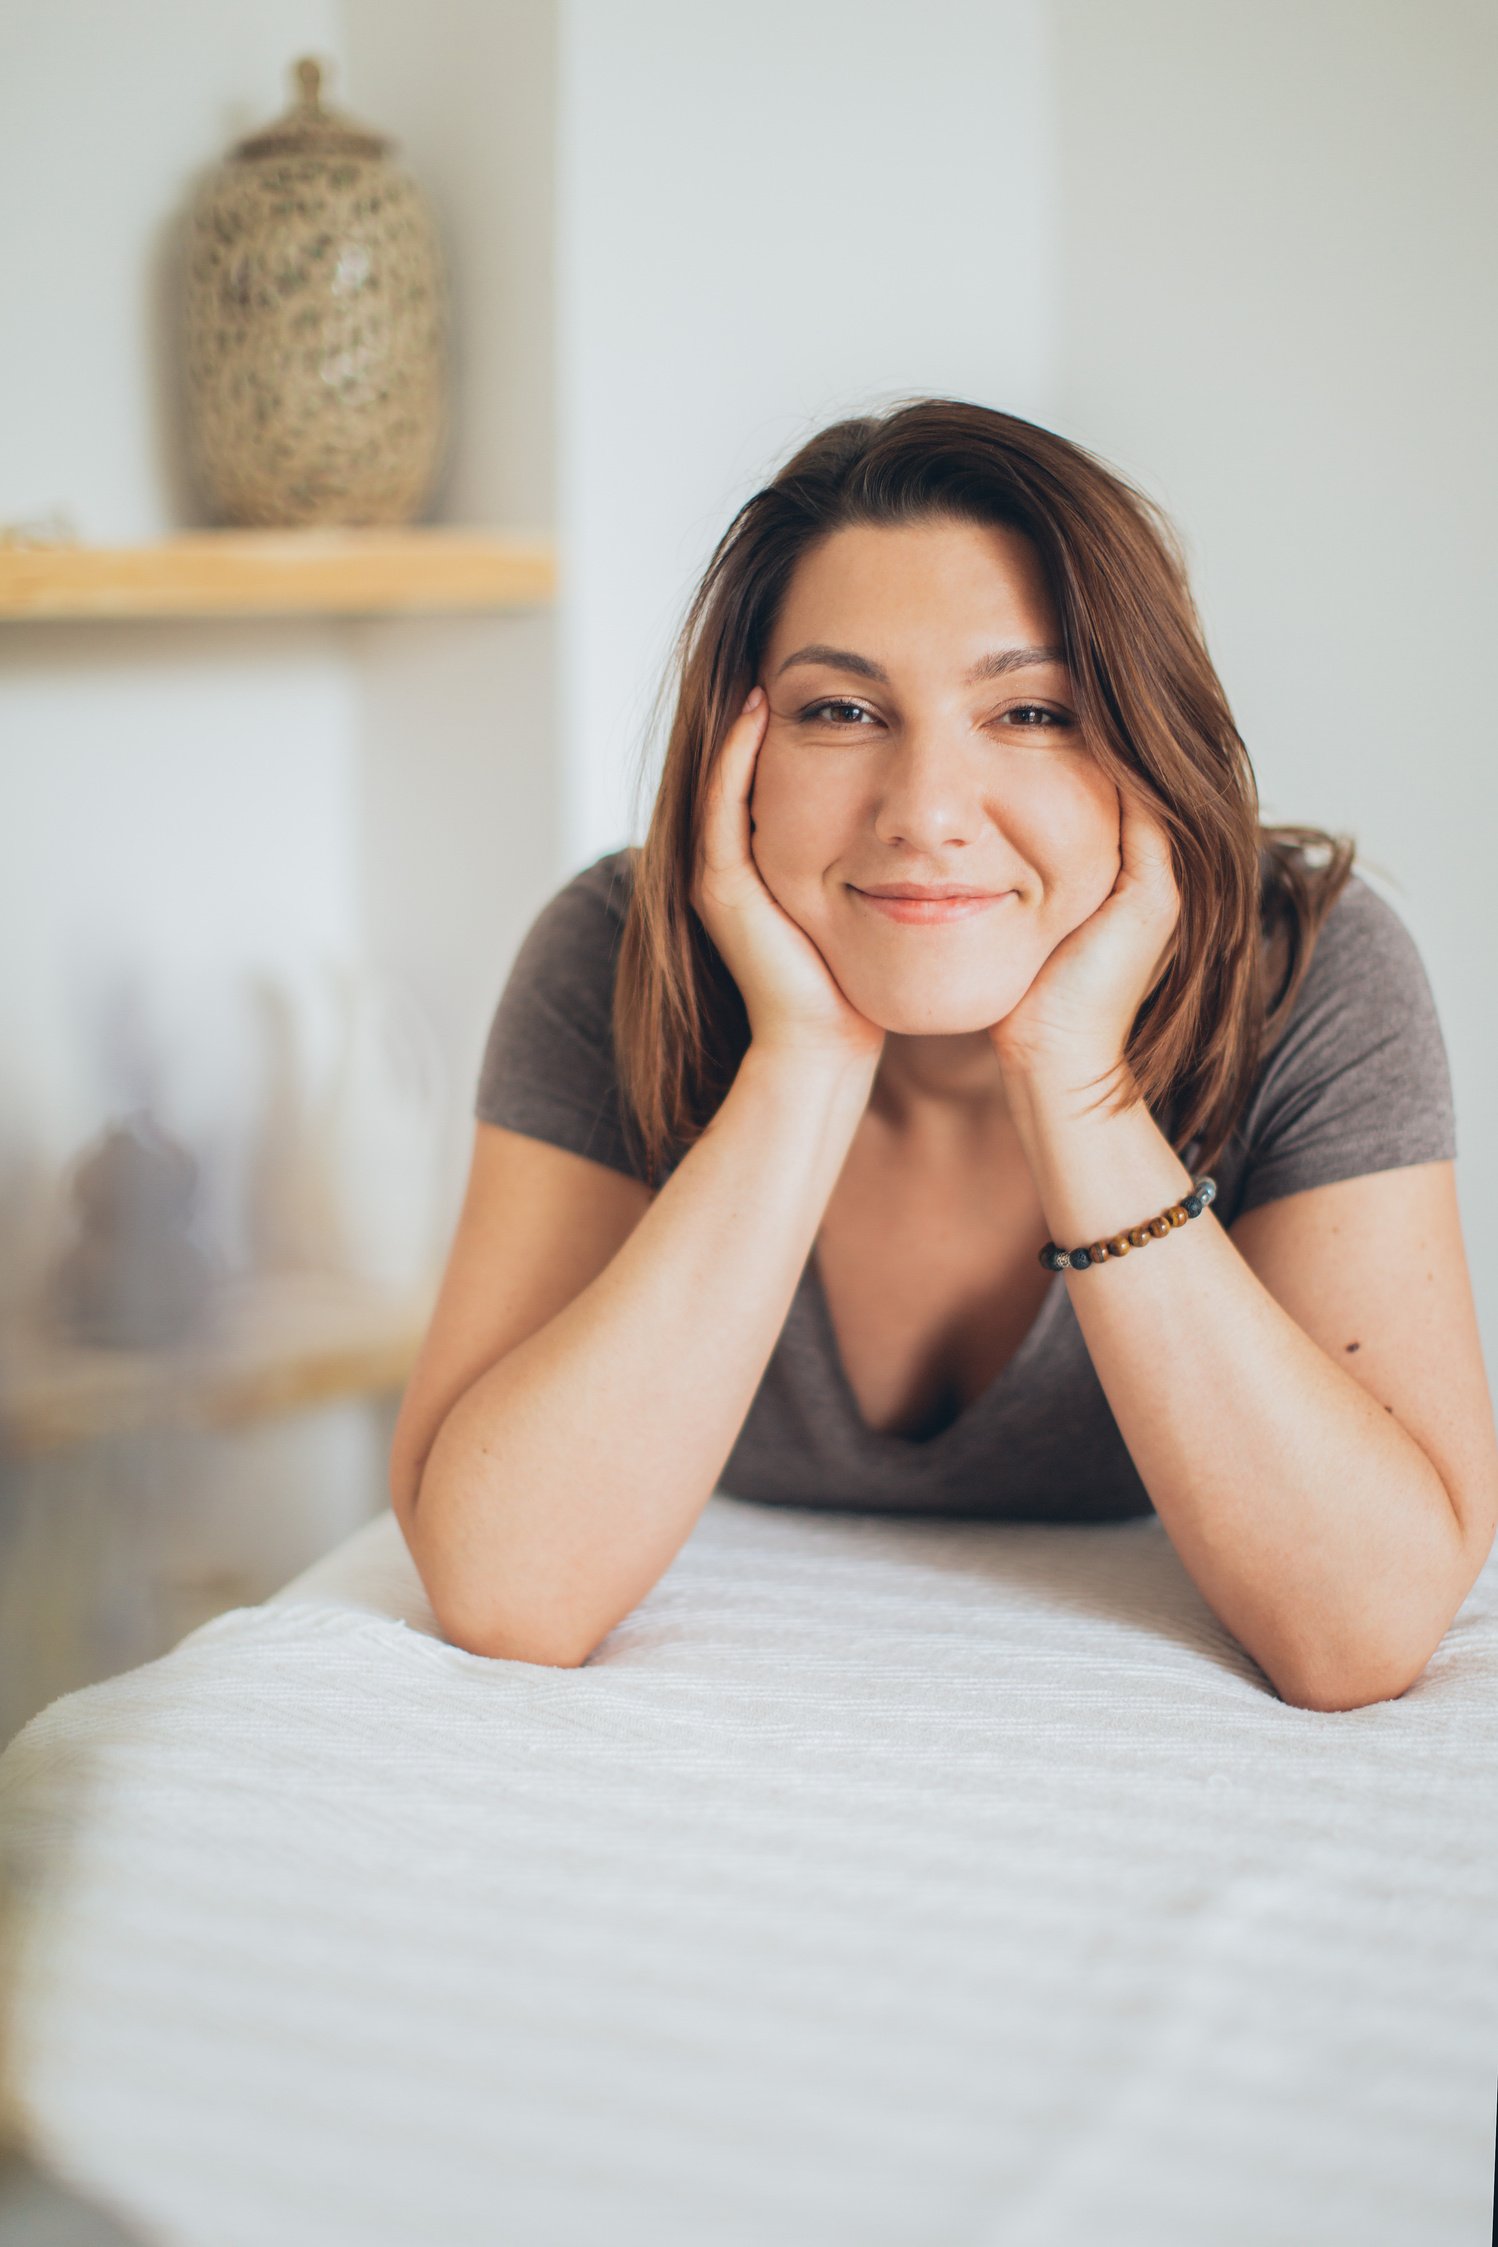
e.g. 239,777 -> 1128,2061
690,685 -> 887,1072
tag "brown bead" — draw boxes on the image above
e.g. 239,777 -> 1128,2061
1089,1241 -> 1111,1262
1166,1203 -> 1190,1227
1107,1234 -> 1132,1257
1128,1226 -> 1152,1248
1148,1215 -> 1172,1237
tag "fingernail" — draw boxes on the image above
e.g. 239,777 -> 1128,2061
742,685 -> 764,712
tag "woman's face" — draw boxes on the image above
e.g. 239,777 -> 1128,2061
750,515 -> 1123,1039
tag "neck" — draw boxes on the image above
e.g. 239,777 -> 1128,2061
869,1031 -> 1013,1136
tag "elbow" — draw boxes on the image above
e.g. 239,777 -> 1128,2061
439,1613 -> 596,1668
1270,1546 -> 1474,1714
433,1591 -> 596,1668
421,1562 -> 603,1670
1275,1676 -> 1406,1715
1271,1642 -> 1434,1715
394,1449 -> 610,1669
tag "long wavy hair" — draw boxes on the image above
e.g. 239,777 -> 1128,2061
612,396 -> 1355,1187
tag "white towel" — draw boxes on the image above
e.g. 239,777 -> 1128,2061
3,1494 -> 1495,2247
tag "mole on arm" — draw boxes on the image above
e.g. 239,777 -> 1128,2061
1345,1340 -> 1361,1353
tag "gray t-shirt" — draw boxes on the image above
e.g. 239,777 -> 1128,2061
474,847 -> 1457,1524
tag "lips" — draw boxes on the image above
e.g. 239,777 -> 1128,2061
851,886 -> 1015,925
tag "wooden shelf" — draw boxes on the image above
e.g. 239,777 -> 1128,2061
0,1270 -> 433,1457
0,527 -> 556,621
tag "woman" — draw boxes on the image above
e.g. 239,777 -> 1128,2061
390,398 -> 1498,1709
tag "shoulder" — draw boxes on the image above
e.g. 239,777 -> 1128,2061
1228,865 -> 1455,1217
1259,867 -> 1445,1075
502,846 -> 638,1004
1292,865 -> 1425,968
474,846 -> 646,1174
526,844 -> 639,951
566,844 -> 640,922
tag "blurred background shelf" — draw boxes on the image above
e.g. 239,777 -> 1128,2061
0,1270 -> 434,1457
0,527 -> 556,620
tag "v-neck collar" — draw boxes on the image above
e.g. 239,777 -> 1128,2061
802,1242 -> 1066,1455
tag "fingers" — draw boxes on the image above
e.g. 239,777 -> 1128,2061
694,685 -> 768,895
1120,787 -> 1181,917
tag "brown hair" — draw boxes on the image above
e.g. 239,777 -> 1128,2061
613,396 -> 1355,1187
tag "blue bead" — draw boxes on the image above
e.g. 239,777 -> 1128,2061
1183,1194 -> 1202,1218
1070,1246 -> 1092,1268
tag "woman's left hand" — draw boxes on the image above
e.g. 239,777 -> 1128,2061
988,785 -> 1182,1096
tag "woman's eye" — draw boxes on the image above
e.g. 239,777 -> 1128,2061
1004,704 -> 1069,727
800,699 -> 872,727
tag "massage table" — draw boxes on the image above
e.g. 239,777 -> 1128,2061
2,1490 -> 1494,2244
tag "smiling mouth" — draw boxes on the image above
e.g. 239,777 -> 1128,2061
850,887 -> 1015,924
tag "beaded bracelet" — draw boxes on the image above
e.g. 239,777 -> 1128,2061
1038,1176 -> 1217,1273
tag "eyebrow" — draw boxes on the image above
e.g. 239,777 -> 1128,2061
774,642 -> 1068,685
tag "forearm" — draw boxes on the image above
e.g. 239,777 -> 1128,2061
414,1042 -> 875,1664
1005,1067 -> 1465,1710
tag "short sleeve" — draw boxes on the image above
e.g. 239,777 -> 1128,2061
473,853 -> 649,1183
1234,874 -> 1457,1217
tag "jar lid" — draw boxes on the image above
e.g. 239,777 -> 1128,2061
230,57 -> 390,162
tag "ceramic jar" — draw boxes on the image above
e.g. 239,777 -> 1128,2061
182,57 -> 449,527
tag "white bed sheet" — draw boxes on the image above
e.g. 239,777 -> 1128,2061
2,1491 -> 1495,2247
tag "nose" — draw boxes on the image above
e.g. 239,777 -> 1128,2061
870,726 -> 991,852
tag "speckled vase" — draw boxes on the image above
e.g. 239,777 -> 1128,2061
181,57 -> 449,527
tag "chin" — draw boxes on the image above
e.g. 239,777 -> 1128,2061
875,1005 -> 1009,1037
833,964 -> 1034,1038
